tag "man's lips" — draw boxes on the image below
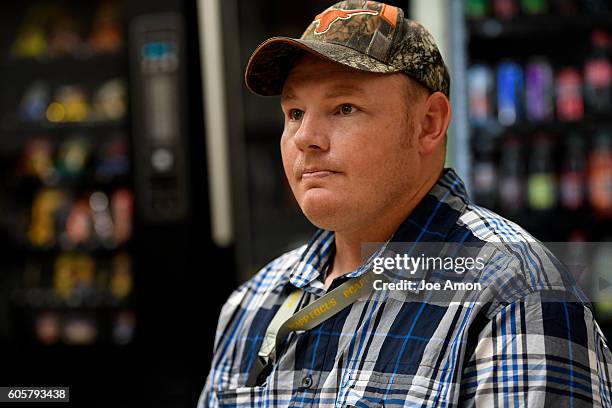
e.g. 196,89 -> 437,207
300,170 -> 337,180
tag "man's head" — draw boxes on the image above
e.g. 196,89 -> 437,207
278,53 -> 450,233
245,1 -> 451,234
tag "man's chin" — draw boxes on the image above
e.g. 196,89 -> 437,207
300,200 -> 344,231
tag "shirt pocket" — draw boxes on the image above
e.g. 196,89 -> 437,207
336,368 -> 450,408
215,385 -> 266,408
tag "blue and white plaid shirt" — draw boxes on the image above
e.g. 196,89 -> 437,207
198,168 -> 612,407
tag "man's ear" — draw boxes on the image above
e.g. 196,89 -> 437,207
418,92 -> 451,155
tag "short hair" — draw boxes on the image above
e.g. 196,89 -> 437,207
402,76 -> 448,150
402,76 -> 430,105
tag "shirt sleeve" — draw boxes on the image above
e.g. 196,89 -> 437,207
196,283 -> 251,408
460,297 -> 612,407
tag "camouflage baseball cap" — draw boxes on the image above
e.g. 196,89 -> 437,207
245,0 -> 450,97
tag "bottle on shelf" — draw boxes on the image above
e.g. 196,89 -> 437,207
466,0 -> 490,19
90,191 -> 115,247
527,133 -> 557,212
35,311 -> 61,345
112,309 -> 136,345
28,189 -> 65,247
521,0 -> 548,14
525,57 -> 554,122
20,81 -> 50,122
498,134 -> 525,215
472,131 -> 498,209
560,133 -> 586,211
497,60 -> 524,126
88,0 -> 124,54
588,130 -> 612,218
493,0 -> 519,19
56,137 -> 91,179
468,64 -> 495,127
62,313 -> 98,345
556,67 -> 584,122
48,13 -> 84,58
21,137 -> 57,184
584,30 -> 612,116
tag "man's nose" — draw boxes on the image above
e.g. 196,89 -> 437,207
293,113 -> 330,152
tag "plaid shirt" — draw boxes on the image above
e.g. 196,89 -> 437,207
198,168 -> 612,407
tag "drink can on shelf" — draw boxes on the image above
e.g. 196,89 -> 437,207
525,57 -> 554,122
497,60 -> 524,126
556,67 -> 584,122
468,64 -> 495,127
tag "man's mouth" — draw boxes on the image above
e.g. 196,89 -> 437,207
301,169 -> 337,180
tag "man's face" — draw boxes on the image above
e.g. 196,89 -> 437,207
280,54 -> 427,234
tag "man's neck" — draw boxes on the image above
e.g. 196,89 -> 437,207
323,169 -> 443,289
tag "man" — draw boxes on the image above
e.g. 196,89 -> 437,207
198,1 -> 612,406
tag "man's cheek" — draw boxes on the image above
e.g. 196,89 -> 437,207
347,156 -> 378,181
280,150 -> 294,179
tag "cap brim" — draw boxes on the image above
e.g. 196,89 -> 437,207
245,37 -> 402,96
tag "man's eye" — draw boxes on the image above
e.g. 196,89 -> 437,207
288,109 -> 304,121
339,104 -> 356,115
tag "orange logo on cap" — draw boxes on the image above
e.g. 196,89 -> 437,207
313,8 -> 379,35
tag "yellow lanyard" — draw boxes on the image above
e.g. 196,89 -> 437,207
246,272 -> 379,386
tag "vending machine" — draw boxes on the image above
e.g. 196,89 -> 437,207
0,0 -> 236,406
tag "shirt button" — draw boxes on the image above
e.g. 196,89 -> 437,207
301,375 -> 313,388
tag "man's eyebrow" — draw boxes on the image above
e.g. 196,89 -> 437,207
281,89 -> 296,103
281,84 -> 366,103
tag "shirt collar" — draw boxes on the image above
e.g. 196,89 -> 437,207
279,168 -> 470,295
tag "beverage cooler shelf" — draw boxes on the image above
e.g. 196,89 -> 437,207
12,289 -> 132,309
489,209 -> 612,238
4,175 -> 132,192
457,0 -> 612,323
469,13 -> 612,39
472,117 -> 612,135
12,242 -> 132,254
0,52 -> 124,68
5,246 -> 135,347
1,119 -> 126,134
10,304 -> 135,347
